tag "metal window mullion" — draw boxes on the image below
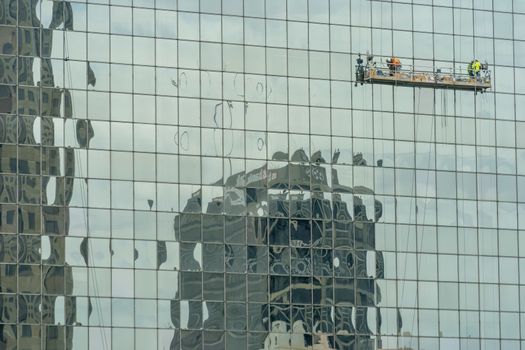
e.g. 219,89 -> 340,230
383,0 -> 400,347
220,4 -> 226,331
325,0 -> 332,331
107,1 -> 114,348
130,2 -> 137,346
489,0 -> 504,345
472,36 -> 483,350
407,4 -> 423,349
15,15 -> 20,350
221,0 -> 231,336
511,0 -> 522,346
196,0 -> 208,346
153,0 -> 160,342
258,0 -> 269,344
175,3 -> 182,348
37,0 -> 43,335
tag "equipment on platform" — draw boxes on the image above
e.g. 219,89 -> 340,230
355,53 -> 491,92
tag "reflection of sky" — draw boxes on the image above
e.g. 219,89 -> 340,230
39,0 -> 59,28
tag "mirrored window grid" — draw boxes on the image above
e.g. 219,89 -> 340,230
1,0 -> 525,349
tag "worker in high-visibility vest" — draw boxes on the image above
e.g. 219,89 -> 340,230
386,56 -> 401,76
468,59 -> 481,79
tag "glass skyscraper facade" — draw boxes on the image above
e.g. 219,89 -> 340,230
1,0 -> 525,349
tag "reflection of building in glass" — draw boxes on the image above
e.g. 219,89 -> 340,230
1,1 -> 522,349
171,150 -> 389,350
0,1 -> 89,348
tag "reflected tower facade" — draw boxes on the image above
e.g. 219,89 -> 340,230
1,0 -> 89,348
171,155 -> 385,349
1,0 -> 525,350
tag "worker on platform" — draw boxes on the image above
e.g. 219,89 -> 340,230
386,56 -> 401,76
355,54 -> 365,86
356,54 -> 364,68
468,59 -> 481,79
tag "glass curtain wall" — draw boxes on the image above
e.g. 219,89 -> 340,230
0,0 -> 524,349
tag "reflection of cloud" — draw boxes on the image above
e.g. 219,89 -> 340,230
53,296 -> 65,324
134,182 -> 156,211
159,242 -> 179,270
180,301 -> 189,328
110,6 -> 132,34
178,12 -> 199,40
193,243 -> 202,269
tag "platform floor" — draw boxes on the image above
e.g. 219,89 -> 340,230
365,70 -> 491,91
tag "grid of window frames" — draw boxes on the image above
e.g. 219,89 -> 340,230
1,0 -> 525,349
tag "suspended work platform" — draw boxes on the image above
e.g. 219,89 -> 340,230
355,56 -> 491,92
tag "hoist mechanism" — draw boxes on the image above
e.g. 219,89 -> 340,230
355,53 -> 491,93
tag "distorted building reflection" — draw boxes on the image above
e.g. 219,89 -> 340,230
167,149 -> 390,349
0,1 -> 91,348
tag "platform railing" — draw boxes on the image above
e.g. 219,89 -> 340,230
370,63 -> 489,82
356,62 -> 491,91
